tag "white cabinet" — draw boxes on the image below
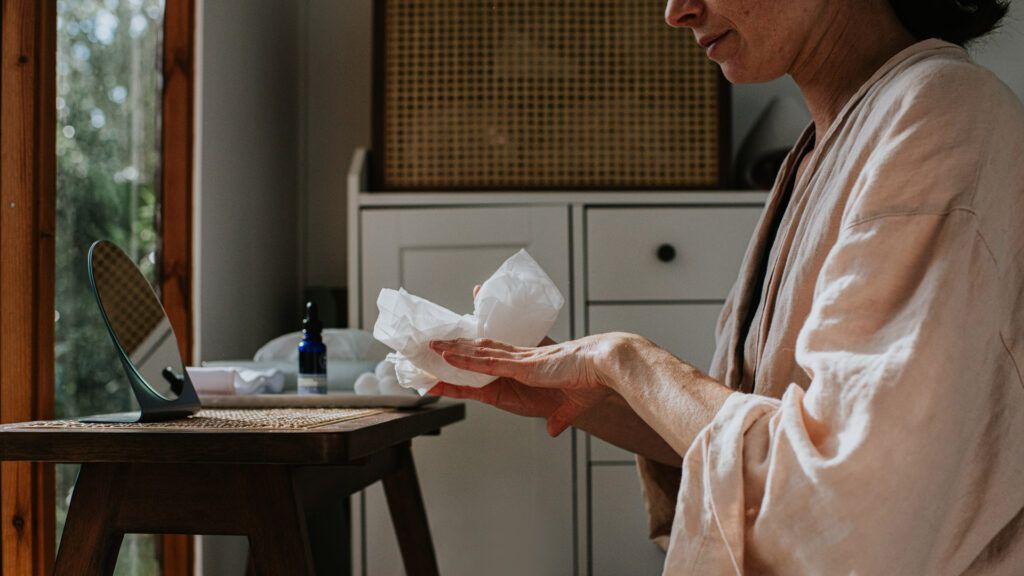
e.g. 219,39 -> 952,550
349,147 -> 766,576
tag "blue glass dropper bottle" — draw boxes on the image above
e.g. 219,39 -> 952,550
298,301 -> 327,395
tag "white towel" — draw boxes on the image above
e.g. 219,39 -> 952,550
186,367 -> 286,396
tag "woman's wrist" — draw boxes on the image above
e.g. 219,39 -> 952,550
590,332 -> 647,394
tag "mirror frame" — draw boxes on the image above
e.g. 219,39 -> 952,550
84,240 -> 201,423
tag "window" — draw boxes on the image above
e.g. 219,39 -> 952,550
55,1 -> 167,572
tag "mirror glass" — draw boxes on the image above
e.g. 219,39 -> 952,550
89,241 -> 184,400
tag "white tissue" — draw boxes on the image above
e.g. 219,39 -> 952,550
186,367 -> 285,396
373,249 -> 563,393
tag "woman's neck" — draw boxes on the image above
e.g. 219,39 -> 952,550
789,1 -> 917,144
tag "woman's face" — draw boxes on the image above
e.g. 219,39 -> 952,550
665,0 -> 823,83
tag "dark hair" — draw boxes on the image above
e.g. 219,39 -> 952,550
888,0 -> 1010,45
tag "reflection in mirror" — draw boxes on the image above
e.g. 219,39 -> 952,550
90,241 -> 183,400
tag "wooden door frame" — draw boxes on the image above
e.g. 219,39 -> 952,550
159,0 -> 196,573
0,1 -> 57,574
0,0 -> 196,574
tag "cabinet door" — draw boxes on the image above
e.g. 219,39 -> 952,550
591,465 -> 667,576
358,206 -> 573,576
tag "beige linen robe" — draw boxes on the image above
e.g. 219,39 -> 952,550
639,39 -> 1024,574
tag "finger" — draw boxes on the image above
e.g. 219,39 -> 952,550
547,417 -> 571,438
547,402 -> 583,437
440,350 -> 526,380
428,381 -> 485,401
473,284 -> 481,299
430,338 -> 523,356
426,382 -> 449,397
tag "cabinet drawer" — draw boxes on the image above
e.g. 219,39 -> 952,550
588,303 -> 723,462
591,465 -> 666,576
586,207 -> 761,301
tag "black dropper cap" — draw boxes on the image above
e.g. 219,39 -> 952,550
302,301 -> 323,336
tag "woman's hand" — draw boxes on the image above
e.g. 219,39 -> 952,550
429,335 -> 617,391
427,334 -> 623,436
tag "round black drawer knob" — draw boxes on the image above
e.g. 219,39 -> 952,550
656,244 -> 677,263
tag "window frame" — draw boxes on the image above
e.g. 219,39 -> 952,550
0,0 -> 195,573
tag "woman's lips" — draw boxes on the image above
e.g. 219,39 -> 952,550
699,31 -> 731,59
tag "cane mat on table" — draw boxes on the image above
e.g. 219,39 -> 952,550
19,408 -> 386,431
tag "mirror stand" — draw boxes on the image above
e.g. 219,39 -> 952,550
78,355 -> 202,423
82,240 -> 202,423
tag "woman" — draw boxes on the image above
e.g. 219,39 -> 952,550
428,0 -> 1024,573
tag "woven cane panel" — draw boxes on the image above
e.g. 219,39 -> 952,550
91,243 -> 166,354
23,408 -> 384,431
379,0 -> 724,190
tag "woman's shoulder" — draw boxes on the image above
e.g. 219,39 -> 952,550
872,40 -> 1023,130
837,41 -> 1024,239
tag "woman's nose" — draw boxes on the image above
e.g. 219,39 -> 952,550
665,0 -> 704,28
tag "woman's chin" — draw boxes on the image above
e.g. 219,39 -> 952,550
718,62 -> 784,85
718,64 -> 749,84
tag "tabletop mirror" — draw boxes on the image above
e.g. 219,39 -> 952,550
83,240 -> 201,423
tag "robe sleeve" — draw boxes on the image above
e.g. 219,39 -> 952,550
663,209 -> 1024,574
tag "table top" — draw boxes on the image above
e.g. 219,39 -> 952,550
0,402 -> 464,465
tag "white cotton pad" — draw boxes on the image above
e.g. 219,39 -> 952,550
373,249 -> 563,393
378,376 -> 412,396
374,360 -> 396,380
353,372 -> 381,395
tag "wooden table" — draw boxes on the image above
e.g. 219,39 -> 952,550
0,402 -> 464,576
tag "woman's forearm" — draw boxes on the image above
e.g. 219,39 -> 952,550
573,392 -> 683,467
595,333 -> 735,457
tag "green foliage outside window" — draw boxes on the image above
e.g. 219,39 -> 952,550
56,0 -> 166,573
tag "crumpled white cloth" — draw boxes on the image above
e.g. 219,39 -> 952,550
186,366 -> 286,395
373,250 -> 563,393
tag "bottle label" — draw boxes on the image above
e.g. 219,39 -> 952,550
298,375 -> 327,395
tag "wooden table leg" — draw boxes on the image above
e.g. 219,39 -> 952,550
382,442 -> 439,576
244,467 -> 316,576
54,464 -> 126,576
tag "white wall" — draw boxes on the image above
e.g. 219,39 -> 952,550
195,0 -> 302,572
302,0 -> 373,290
972,0 -> 1024,99
197,0 -> 302,362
